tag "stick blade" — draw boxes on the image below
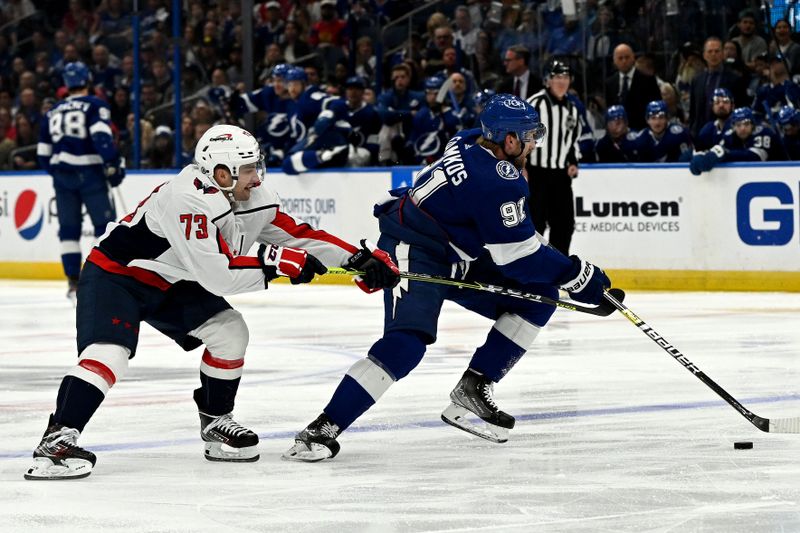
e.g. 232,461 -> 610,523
596,288 -> 626,317
767,416 -> 800,433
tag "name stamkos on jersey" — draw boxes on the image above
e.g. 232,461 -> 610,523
495,160 -> 519,180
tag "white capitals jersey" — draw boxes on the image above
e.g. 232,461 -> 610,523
89,164 -> 358,296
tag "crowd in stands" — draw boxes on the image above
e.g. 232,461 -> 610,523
2,0 -> 800,171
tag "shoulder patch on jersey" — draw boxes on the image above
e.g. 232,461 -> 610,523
754,125 -> 764,134
625,131 -> 638,141
194,178 -> 220,194
669,124 -> 684,134
495,160 -> 519,180
98,107 -> 111,120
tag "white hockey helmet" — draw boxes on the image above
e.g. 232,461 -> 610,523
194,124 -> 262,190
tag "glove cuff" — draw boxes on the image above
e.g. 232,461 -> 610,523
558,256 -> 595,294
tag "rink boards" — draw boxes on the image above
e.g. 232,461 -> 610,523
1,162 -> 799,291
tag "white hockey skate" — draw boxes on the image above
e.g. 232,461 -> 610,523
199,411 -> 259,462
24,415 -> 96,480
282,413 -> 341,462
441,369 -> 515,444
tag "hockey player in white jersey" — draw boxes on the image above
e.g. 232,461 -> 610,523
24,124 -> 399,480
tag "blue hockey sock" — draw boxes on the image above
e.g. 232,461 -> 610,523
62,252 -> 81,280
53,375 -> 105,432
468,327 -> 528,383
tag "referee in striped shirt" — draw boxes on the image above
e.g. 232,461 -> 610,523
525,60 -> 582,255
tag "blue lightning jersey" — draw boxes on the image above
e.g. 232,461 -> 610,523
695,119 -> 731,151
347,101 -> 381,161
375,128 -> 573,284
630,124 -> 693,162
719,124 -> 785,162
407,105 -> 460,164
594,131 -> 638,162
37,95 -> 119,173
753,81 -> 800,119
232,86 -> 292,161
289,85 -> 334,145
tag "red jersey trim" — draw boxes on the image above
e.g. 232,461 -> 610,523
87,248 -> 172,291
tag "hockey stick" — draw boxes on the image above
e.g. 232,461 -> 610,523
328,267 -> 624,317
602,290 -> 800,433
112,186 -> 128,216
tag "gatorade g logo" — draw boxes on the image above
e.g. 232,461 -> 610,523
736,182 -> 794,245
14,189 -> 44,240
209,133 -> 233,141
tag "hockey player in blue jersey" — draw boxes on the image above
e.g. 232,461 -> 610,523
281,67 -> 352,175
690,107 -> 785,175
777,105 -> 800,160
695,88 -> 734,151
37,61 -> 125,302
631,100 -> 693,162
343,76 -> 381,165
594,105 -> 637,162
229,63 -> 292,166
283,94 -> 614,462
406,75 -> 461,164
567,92 -> 596,163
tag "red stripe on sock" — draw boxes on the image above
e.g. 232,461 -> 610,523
78,359 -> 116,387
201,349 -> 244,370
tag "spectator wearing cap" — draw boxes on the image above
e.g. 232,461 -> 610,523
343,76 -> 380,165
150,125 -> 174,169
689,36 -> 746,138
604,43 -> 662,130
733,10 -> 768,72
753,54 -> 800,123
769,19 -> 800,75
255,1 -> 285,57
496,44 -> 541,101
594,105 -> 637,163
777,105 -> 800,159
376,63 -> 423,165
695,88 -> 734,151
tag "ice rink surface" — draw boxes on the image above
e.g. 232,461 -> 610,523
1,280 -> 799,533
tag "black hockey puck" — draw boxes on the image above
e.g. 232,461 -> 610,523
734,441 -> 753,449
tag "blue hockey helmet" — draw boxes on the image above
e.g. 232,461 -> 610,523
424,75 -> 445,91
473,88 -> 496,107
345,76 -> 367,89
605,104 -> 628,123
480,94 -> 546,145
731,106 -> 755,125
63,61 -> 91,89
777,105 -> 800,126
284,66 -> 308,82
645,100 -> 668,119
271,63 -> 292,79
712,87 -> 733,103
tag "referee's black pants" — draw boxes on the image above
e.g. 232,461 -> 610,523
527,165 -> 574,256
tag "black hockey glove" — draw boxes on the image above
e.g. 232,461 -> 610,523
345,239 -> 401,294
258,243 -> 327,284
106,158 -> 126,187
559,255 -> 611,305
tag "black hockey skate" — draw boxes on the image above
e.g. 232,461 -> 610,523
441,369 -> 515,443
282,413 -> 341,462
24,414 -> 96,480
199,411 -> 260,462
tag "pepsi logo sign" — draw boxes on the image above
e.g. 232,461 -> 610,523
14,189 -> 44,240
